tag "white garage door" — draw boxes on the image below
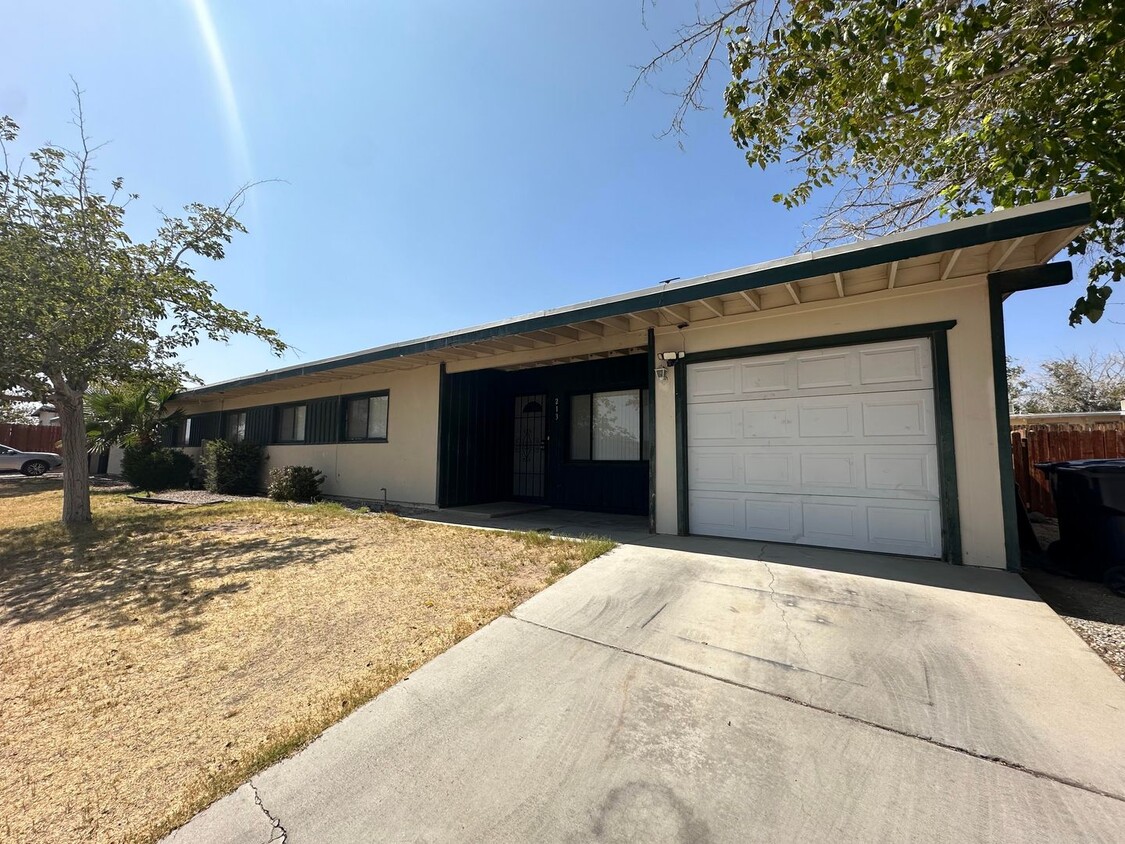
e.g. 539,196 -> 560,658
686,338 -> 942,557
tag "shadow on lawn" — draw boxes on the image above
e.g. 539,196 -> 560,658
0,476 -> 129,499
0,509 -> 356,634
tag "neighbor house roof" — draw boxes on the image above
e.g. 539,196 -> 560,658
178,194 -> 1091,400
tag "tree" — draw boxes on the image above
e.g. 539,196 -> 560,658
85,382 -> 183,454
1006,356 -> 1032,413
637,1 -> 1125,324
1017,350 -> 1125,413
0,399 -> 36,425
0,89 -> 286,524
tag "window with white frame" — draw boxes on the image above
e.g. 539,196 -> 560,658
569,389 -> 648,461
180,417 -> 193,446
276,404 -> 307,443
344,392 -> 389,441
226,411 -> 247,443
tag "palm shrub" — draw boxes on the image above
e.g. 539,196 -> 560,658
201,440 -> 263,495
268,466 -> 325,503
86,382 -> 183,453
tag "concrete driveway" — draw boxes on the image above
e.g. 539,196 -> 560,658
166,539 -> 1125,843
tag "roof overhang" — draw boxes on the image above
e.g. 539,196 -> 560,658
178,194 -> 1091,401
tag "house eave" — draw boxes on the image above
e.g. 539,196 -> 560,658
176,194 -> 1092,401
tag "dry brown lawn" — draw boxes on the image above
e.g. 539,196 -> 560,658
0,480 -> 613,844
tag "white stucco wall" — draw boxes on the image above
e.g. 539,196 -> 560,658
652,275 -> 1005,568
176,365 -> 441,506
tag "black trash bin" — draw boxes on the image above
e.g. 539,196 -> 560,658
1035,459 -> 1125,581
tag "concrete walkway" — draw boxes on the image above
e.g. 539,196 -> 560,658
165,540 -> 1125,843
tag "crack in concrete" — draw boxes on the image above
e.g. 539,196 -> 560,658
762,560 -> 813,671
697,579 -> 879,611
638,601 -> 669,629
249,780 -> 288,843
667,633 -> 864,686
509,613 -> 1125,805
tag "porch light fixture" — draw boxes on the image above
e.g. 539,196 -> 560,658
655,366 -> 668,382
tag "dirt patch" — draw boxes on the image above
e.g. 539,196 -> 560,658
0,486 -> 615,843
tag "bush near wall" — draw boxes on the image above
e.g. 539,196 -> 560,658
200,440 -> 263,495
268,466 -> 326,503
121,446 -> 194,492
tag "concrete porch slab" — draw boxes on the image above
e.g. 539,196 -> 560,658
412,507 -> 651,543
435,501 -> 553,519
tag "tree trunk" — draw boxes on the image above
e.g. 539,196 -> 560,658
56,389 -> 92,524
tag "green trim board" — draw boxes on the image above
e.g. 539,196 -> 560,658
990,261 -> 1074,294
675,321 -> 962,562
647,328 -> 657,534
987,284 -> 1021,571
177,197 -> 1090,399
436,362 -> 448,508
929,329 -> 962,564
679,321 -> 958,366
674,359 -> 688,536
986,261 -> 1074,571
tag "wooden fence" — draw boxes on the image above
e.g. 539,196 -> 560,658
1012,427 -> 1125,516
1,423 -> 62,453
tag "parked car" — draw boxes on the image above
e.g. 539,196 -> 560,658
0,444 -> 63,476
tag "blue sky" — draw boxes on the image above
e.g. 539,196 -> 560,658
4,0 -> 1120,384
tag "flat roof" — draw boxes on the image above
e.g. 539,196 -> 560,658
180,194 -> 1091,398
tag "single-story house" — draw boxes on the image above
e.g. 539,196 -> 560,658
1011,407 -> 1125,430
34,405 -> 59,426
169,194 -> 1092,571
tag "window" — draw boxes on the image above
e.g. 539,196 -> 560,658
569,389 -> 648,461
344,392 -> 389,441
180,418 -> 193,446
276,404 -> 307,443
226,411 -> 247,443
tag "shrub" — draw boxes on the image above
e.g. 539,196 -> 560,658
268,465 -> 325,503
121,446 -> 194,492
201,440 -> 263,495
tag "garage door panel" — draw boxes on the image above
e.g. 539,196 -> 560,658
797,401 -> 856,438
687,339 -> 933,403
690,395 -> 934,446
859,343 -> 927,386
867,504 -> 938,555
689,445 -> 939,499
686,491 -> 942,556
861,394 -> 935,439
744,498 -> 802,539
865,451 -> 937,495
799,452 -> 856,488
690,451 -> 740,485
802,500 -> 860,542
689,494 -> 744,535
740,359 -> 790,394
745,452 -> 792,486
688,406 -> 741,440
743,406 -> 797,439
686,337 -> 943,558
796,351 -> 853,390
690,363 -> 738,398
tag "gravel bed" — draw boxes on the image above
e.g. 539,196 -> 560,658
1023,568 -> 1125,680
130,490 -> 247,505
1023,517 -> 1125,681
